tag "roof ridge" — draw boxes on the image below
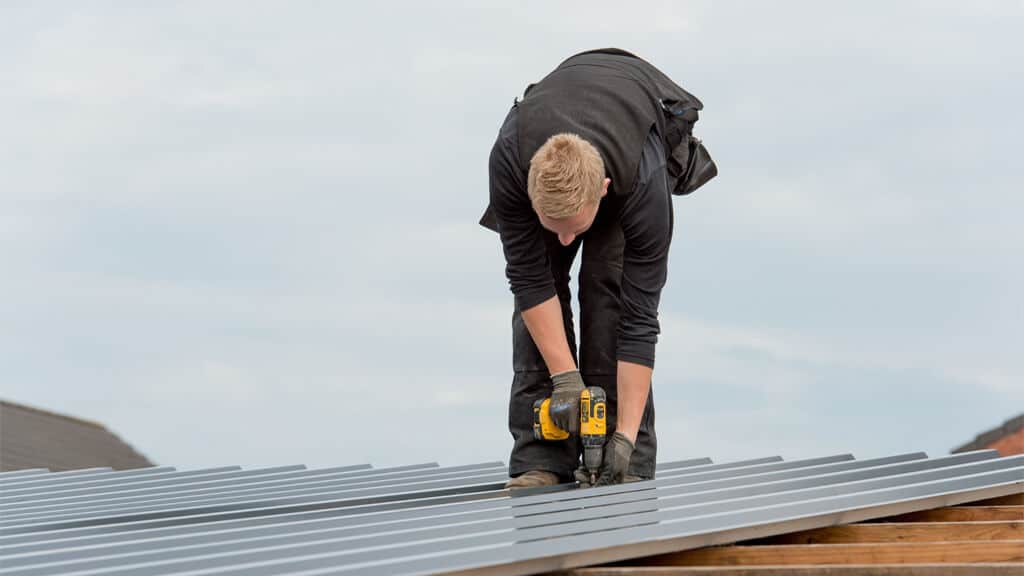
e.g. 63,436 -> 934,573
0,399 -> 109,431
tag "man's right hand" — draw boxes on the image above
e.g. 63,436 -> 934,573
549,369 -> 585,434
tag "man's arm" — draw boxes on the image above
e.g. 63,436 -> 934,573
522,295 -> 582,433
521,296 -> 576,375
590,359 -> 654,486
615,361 -> 652,443
489,107 -> 574,376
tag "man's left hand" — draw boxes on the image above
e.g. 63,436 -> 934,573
593,431 -> 636,486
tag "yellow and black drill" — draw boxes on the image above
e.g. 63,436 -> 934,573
533,386 -> 607,484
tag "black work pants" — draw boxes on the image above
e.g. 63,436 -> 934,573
507,196 -> 657,480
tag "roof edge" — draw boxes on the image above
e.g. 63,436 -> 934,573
1,399 -> 111,432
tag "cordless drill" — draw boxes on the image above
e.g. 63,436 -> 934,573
533,386 -> 607,484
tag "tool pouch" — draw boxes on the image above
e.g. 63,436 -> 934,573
660,98 -> 718,196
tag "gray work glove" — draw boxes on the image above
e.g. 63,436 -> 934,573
594,432 -> 636,487
548,369 -> 585,435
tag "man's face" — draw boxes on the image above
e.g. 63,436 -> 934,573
537,178 -> 610,246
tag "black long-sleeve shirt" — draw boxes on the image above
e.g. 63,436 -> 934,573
488,107 -> 672,368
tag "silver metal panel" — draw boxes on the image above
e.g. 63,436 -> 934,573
0,457 -> 763,560
0,469 -> 106,485
656,458 -> 711,468
0,468 -> 235,500
0,470 -> 49,478
0,467 -> 288,506
0,467 -> 513,531
0,468 -> 175,492
346,466 -> 1023,576
652,457 -> 714,470
0,463 -> 492,516
0,452 -> 1018,576
0,458 -> 716,554
2,452 -> 1001,576
127,461 -> 1024,576
0,459 -> 700,518
0,452 -> 944,574
0,458 -> 705,551
0,455 -> 881,550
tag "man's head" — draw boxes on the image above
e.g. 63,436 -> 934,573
528,133 -> 610,246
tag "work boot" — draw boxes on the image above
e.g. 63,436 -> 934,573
504,470 -> 560,489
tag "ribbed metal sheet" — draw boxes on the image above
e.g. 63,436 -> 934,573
0,451 -> 1020,575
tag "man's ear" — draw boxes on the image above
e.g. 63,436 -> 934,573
601,178 -> 611,197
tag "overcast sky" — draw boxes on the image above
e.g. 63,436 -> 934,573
1,1 -> 1021,471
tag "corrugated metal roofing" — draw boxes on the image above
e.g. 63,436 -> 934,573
0,451 -> 1020,575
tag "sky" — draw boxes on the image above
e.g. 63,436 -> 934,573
1,1 -> 1021,471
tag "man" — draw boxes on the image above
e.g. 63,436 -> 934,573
480,48 -> 717,488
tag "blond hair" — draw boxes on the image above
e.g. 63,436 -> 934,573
527,133 -> 605,219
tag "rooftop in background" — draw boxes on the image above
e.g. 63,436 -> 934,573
0,399 -> 153,472
953,413 -> 1024,456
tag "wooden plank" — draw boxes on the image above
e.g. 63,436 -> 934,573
964,493 -> 1024,506
877,506 -> 1024,522
744,521 -> 1022,544
564,565 -> 1024,576
629,541 -> 1024,566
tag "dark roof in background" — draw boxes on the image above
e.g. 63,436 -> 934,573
0,400 -> 153,472
0,451 -> 1019,575
953,413 -> 1024,453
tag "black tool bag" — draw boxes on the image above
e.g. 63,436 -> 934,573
659,97 -> 718,196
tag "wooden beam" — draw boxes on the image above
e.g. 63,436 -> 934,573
963,493 -> 1024,506
629,541 -> 1024,566
877,506 -> 1023,522
563,565 -> 1024,576
744,521 -> 1021,544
